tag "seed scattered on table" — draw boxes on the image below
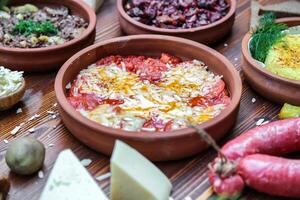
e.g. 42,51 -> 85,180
28,127 -> 35,133
48,143 -> 54,147
16,108 -> 22,114
47,111 -> 55,115
95,172 -> 111,182
11,126 -> 21,135
38,170 -> 44,179
81,159 -> 92,167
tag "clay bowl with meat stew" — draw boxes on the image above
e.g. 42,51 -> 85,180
117,0 -> 236,45
55,35 -> 242,161
242,18 -> 300,106
0,0 -> 96,72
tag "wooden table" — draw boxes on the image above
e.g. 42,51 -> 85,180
0,0 -> 293,199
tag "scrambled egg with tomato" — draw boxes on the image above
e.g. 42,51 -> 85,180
265,34 -> 300,81
68,54 -> 230,132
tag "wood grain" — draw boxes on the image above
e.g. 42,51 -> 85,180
0,0 -> 293,199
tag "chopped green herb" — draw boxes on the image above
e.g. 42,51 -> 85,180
13,20 -> 58,36
250,12 -> 288,63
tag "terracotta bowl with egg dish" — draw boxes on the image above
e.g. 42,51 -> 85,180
242,16 -> 300,106
117,0 -> 236,45
0,0 -> 96,72
55,35 -> 242,161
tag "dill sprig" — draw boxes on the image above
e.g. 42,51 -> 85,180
13,20 -> 58,36
249,12 -> 288,63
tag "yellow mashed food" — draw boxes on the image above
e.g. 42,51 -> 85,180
265,34 -> 300,81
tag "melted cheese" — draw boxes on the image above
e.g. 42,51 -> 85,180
71,60 -> 227,131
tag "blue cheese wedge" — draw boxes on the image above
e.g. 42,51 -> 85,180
83,0 -> 103,11
40,149 -> 107,200
110,140 -> 172,200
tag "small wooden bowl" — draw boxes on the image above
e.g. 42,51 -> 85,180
117,0 -> 236,45
242,18 -> 300,106
0,0 -> 96,72
0,79 -> 25,111
55,35 -> 242,161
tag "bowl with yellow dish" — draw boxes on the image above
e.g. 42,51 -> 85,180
0,66 -> 25,110
242,14 -> 300,106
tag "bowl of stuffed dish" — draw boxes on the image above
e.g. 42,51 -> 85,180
55,35 -> 242,161
242,16 -> 300,106
0,0 -> 96,72
117,0 -> 236,45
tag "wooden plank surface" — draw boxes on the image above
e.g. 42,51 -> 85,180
0,0 -> 295,199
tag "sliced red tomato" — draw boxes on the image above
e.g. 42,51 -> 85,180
68,95 -> 99,110
143,118 -> 172,131
189,96 -> 209,107
96,55 -> 123,66
68,92 -> 124,110
164,120 -> 173,131
208,80 -> 226,98
102,99 -> 124,105
160,53 -> 182,65
136,58 -> 168,82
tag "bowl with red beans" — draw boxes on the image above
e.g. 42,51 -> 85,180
55,35 -> 242,161
117,0 -> 236,44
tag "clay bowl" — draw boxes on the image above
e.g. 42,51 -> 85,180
117,0 -> 236,45
0,79 -> 25,110
242,17 -> 300,106
0,0 -> 96,72
55,35 -> 242,161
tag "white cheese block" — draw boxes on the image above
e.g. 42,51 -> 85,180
40,149 -> 108,200
110,140 -> 172,200
83,0 -> 104,11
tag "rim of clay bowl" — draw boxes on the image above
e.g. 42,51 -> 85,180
0,0 -> 96,53
242,17 -> 300,87
55,34 -> 242,140
117,0 -> 236,34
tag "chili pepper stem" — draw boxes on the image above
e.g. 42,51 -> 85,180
189,125 -> 228,162
189,125 -> 236,176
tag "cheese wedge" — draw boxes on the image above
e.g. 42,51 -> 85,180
83,0 -> 104,11
110,140 -> 172,200
40,149 -> 108,200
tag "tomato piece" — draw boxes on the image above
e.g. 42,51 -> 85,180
103,99 -> 124,105
143,118 -> 172,131
164,120 -> 173,131
189,96 -> 209,107
113,106 -> 122,113
96,55 -> 123,66
136,58 -> 168,82
160,53 -> 182,64
208,80 -> 226,98
68,95 -> 99,110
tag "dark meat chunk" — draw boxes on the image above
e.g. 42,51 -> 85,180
125,0 -> 229,29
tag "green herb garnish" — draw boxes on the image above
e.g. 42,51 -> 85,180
250,12 -> 288,63
13,20 -> 58,36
